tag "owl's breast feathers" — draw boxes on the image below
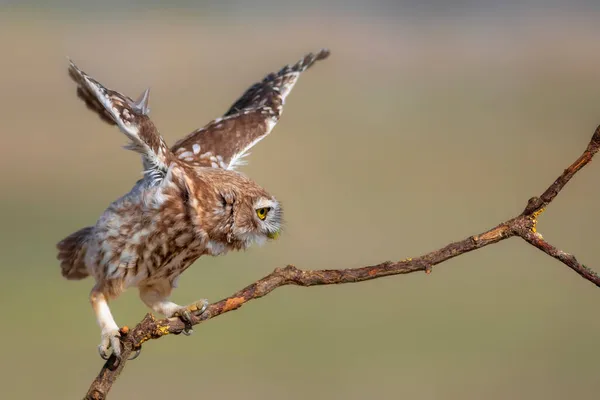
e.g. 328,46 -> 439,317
86,167 -> 232,294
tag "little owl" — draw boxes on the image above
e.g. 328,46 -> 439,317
57,49 -> 330,360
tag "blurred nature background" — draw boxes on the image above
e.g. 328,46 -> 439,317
1,1 -> 600,399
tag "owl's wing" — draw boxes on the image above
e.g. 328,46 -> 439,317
68,60 -> 172,182
171,49 -> 330,170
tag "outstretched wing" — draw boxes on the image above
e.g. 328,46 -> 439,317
68,60 -> 172,181
171,48 -> 330,170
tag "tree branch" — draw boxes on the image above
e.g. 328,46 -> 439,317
84,125 -> 600,400
518,230 -> 600,286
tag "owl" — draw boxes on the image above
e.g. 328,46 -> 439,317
57,49 -> 330,360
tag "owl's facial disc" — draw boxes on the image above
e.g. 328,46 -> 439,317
253,197 -> 282,240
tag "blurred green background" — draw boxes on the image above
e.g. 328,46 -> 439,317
1,2 -> 600,399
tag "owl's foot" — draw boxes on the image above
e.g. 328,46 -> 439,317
98,328 -> 122,360
171,299 -> 209,335
97,328 -> 141,361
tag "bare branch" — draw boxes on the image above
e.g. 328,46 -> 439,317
518,230 -> 600,287
84,125 -> 600,400
522,124 -> 600,216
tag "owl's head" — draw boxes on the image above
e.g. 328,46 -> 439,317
227,191 -> 283,249
201,170 -> 283,249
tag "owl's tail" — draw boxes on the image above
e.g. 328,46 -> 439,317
57,226 -> 93,280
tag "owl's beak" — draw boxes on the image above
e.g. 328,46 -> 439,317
267,230 -> 280,240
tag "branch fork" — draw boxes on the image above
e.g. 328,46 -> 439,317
85,125 -> 600,400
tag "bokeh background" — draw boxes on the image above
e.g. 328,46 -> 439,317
1,1 -> 600,399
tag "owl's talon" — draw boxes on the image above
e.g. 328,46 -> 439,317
98,328 -> 122,360
195,299 -> 209,315
172,299 -> 209,335
128,348 -> 142,360
98,345 -> 111,360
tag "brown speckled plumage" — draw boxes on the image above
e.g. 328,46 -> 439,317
57,49 -> 329,359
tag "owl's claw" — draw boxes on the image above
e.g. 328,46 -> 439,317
172,299 -> 209,335
98,328 -> 121,360
98,345 -> 111,360
128,348 -> 142,360
98,330 -> 141,360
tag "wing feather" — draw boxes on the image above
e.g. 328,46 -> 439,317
68,60 -> 172,181
172,48 -> 330,170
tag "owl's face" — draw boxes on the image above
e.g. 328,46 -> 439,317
230,194 -> 283,248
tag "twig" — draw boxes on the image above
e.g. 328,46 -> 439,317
84,125 -> 600,400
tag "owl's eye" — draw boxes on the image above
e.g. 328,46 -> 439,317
256,207 -> 270,220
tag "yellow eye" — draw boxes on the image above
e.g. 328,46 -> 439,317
256,207 -> 270,220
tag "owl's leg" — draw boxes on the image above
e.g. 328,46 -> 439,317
138,282 -> 208,335
90,285 -> 122,359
